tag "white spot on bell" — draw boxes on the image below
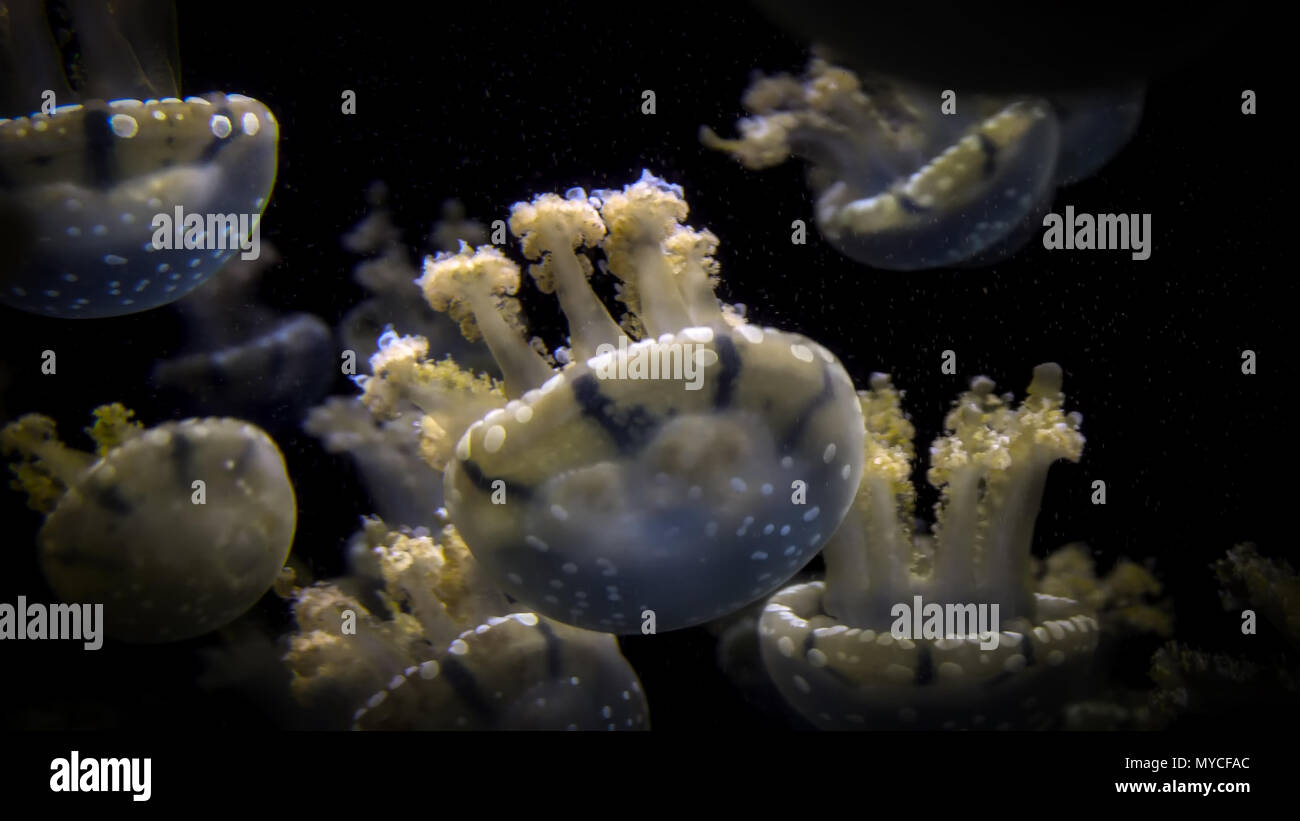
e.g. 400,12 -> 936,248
210,114 -> 232,138
109,113 -> 138,138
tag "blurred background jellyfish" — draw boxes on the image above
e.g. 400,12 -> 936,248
337,181 -> 494,376
301,183 -> 498,529
282,517 -> 648,730
356,171 -> 866,634
703,59 -> 1144,269
304,391 -> 447,530
758,364 -> 1102,729
150,241 -> 334,424
2,403 -> 296,642
1144,544 -> 1299,728
0,0 -> 279,317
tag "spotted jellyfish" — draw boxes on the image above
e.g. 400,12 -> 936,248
2,403 -> 296,642
759,364 -> 1101,729
284,518 -> 648,730
355,171 -> 865,633
0,0 -> 279,317
703,59 -> 1142,269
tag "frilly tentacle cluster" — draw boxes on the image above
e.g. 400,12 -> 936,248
283,518 -> 647,730
760,364 -> 1102,729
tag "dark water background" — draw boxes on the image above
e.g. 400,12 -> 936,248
0,3 -> 1287,730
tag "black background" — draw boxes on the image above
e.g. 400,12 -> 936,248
0,2 -> 1289,732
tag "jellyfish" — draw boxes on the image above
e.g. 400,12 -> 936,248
758,364 -> 1102,729
149,242 -> 334,422
356,171 -> 866,634
304,395 -> 446,529
306,187 -> 499,528
283,518 -> 648,730
429,197 -> 489,254
1212,543 -> 1299,647
703,59 -> 1143,269
337,182 -> 494,377
0,0 -> 279,317
1037,542 -> 1172,638
2,403 -> 296,642
1147,544 -> 1299,728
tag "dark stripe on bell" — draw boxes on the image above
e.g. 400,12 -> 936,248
44,544 -> 130,573
914,643 -> 934,685
231,436 -> 258,476
800,630 -> 856,687
94,483 -> 132,515
896,193 -> 930,214
170,431 -> 195,480
536,619 -> 565,678
713,334 -> 741,409
197,103 -> 238,164
777,362 -> 838,452
572,373 -> 659,453
83,102 -> 116,189
438,656 -> 496,725
978,132 -> 998,177
459,457 -> 532,501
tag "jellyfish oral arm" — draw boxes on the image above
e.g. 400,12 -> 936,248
822,364 -> 1084,627
509,192 -> 622,360
417,247 -> 553,397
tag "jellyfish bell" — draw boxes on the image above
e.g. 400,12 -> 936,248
350,613 -> 650,731
149,244 -> 335,424
1051,84 -> 1146,185
807,95 -> 1062,270
703,62 -> 1065,270
443,321 -> 865,635
705,60 -> 1145,270
0,0 -> 278,318
2,404 -> 297,643
359,172 -> 866,634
